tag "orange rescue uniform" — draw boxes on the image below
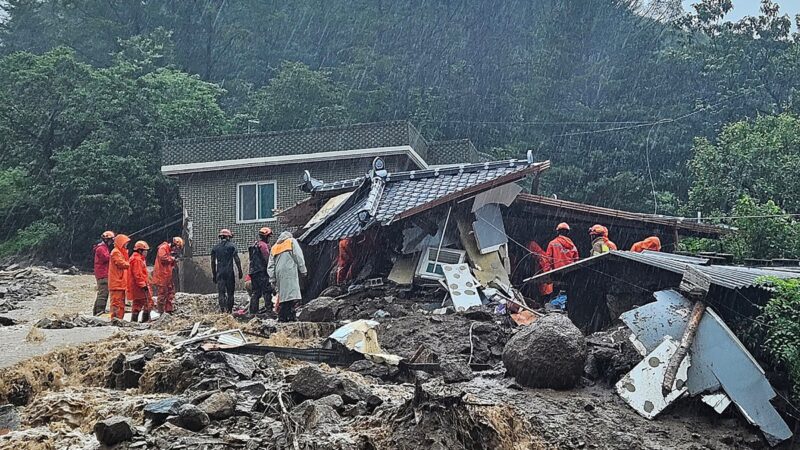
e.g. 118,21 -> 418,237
128,251 -> 152,319
108,234 -> 131,319
631,236 -> 661,253
152,242 -> 176,313
546,235 -> 580,269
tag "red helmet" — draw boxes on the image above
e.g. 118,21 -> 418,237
589,224 -> 607,236
556,222 -> 570,231
101,231 -> 115,239
258,227 -> 273,237
219,229 -> 233,238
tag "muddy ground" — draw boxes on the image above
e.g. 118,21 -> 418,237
0,272 -> 117,368
0,270 -> 784,449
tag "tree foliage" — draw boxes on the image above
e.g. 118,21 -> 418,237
0,0 -> 799,261
756,277 -> 800,401
0,43 -> 228,261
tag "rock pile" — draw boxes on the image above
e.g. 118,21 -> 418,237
0,267 -> 57,313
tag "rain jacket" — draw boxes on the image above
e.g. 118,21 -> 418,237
631,236 -> 661,253
93,242 -> 111,279
108,234 -> 131,291
248,240 -> 270,275
267,232 -> 307,302
546,235 -> 579,269
127,251 -> 149,300
336,237 -> 355,284
211,239 -> 242,279
527,241 -> 554,296
152,242 -> 175,286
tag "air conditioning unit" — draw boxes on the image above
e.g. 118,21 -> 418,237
415,247 -> 466,280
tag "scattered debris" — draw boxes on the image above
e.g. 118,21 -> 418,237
0,266 -> 57,313
35,314 -> 110,329
615,337 -> 691,419
620,289 -> 793,445
0,404 -> 20,435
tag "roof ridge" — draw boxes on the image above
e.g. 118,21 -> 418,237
163,120 -> 413,146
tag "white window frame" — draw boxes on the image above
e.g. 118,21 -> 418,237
236,180 -> 278,224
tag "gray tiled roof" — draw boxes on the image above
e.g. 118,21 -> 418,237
305,159 -> 548,245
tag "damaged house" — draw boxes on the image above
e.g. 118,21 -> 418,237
284,152 -> 551,303
160,121 -> 482,292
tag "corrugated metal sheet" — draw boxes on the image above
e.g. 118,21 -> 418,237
527,251 -> 799,290
515,194 -> 729,237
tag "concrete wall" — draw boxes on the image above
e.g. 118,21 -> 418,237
175,155 -> 414,292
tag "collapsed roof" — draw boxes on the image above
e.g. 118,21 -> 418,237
296,153 -> 551,245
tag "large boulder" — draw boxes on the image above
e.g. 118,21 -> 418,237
502,314 -> 587,389
290,366 -> 380,406
297,297 -> 338,322
93,416 -> 134,445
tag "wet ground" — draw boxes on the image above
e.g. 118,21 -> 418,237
0,276 -> 781,449
0,273 -> 116,368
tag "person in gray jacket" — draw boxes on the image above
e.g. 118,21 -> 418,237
267,231 -> 307,322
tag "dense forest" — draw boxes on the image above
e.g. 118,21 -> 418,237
1,0 -> 799,261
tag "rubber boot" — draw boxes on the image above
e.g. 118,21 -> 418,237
130,312 -> 139,323
141,311 -> 151,323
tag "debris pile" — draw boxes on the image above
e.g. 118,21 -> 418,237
0,266 -> 57,313
35,314 -> 110,329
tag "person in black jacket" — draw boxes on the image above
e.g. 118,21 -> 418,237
211,228 -> 242,313
248,227 -> 273,315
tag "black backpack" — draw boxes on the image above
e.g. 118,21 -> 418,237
248,241 -> 268,275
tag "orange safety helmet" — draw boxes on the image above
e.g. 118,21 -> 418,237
172,237 -> 185,248
219,229 -> 233,238
133,240 -> 150,251
589,224 -> 607,236
556,222 -> 571,231
258,227 -> 273,237
101,230 -> 115,239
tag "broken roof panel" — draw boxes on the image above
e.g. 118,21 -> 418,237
526,250 -> 799,290
303,158 -> 550,245
514,194 -> 730,238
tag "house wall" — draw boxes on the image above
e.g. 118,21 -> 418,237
175,154 -> 413,293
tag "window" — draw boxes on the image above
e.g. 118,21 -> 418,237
237,181 -> 276,223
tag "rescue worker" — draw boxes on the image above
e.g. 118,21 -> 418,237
268,231 -> 307,322
631,236 -> 661,253
526,240 -> 553,298
336,237 -> 354,285
589,224 -> 617,256
108,234 -> 131,320
546,222 -> 579,269
152,237 -> 183,314
248,227 -> 273,315
128,241 -> 153,322
211,229 -> 242,313
92,231 -> 115,315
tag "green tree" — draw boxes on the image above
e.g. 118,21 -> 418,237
242,61 -> 348,132
688,114 -> 800,214
721,196 -> 800,260
0,45 -> 228,261
755,277 -> 800,401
